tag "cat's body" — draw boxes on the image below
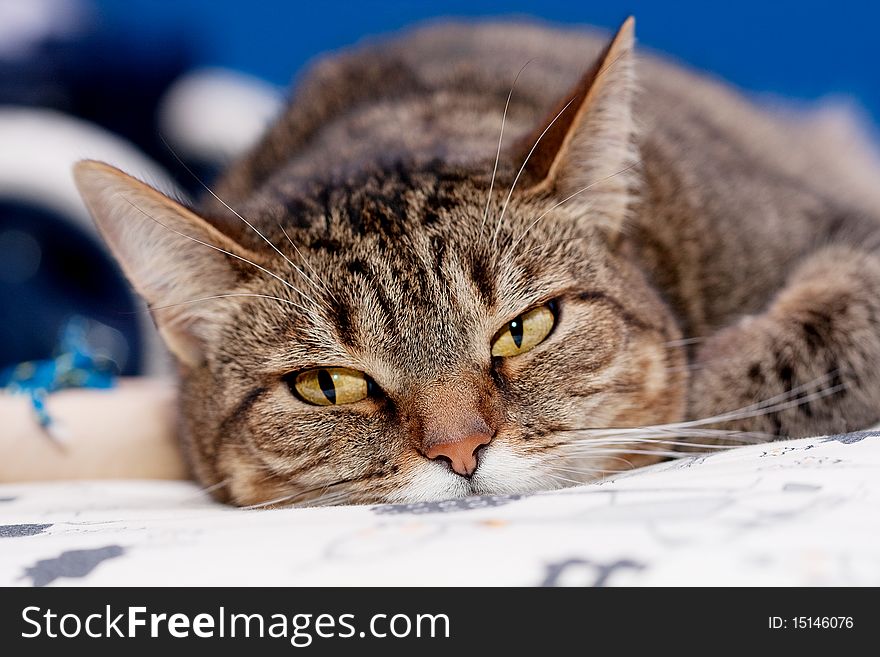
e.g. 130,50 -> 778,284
75,19 -> 880,506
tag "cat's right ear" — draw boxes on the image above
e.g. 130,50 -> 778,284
73,160 -> 262,367
514,17 -> 638,234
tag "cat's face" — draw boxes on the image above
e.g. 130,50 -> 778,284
182,166 -> 685,505
74,18 -> 686,505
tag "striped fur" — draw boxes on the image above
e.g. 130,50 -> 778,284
76,20 -> 880,506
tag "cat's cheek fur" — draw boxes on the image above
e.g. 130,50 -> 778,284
216,443 -> 293,507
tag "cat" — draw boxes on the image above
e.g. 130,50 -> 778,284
74,17 -> 880,507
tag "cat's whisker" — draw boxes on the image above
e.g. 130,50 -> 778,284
721,385 -> 844,425
290,489 -> 353,508
689,378 -> 844,428
480,59 -> 532,236
241,486 -> 346,510
664,351 -> 775,377
521,229 -> 622,257
240,492 -> 302,510
548,372 -> 845,458
546,435 -> 740,454
150,292 -> 308,313
550,439 -> 706,458
545,463 -> 629,477
180,478 -> 231,502
569,426 -> 773,442
664,336 -> 707,347
544,471 -> 597,487
509,161 -> 641,253
560,446 -> 700,460
542,443 -> 634,468
548,452 -> 636,469
594,371 -> 842,438
160,135 -> 324,309
119,195 -> 321,319
522,234 -> 590,256
494,48 -> 634,252
242,469 -> 387,509
666,350 -> 769,374
664,362 -> 708,374
520,224 -> 627,256
279,223 -> 339,303
491,96 -> 577,251
564,433 -> 770,448
545,375 -> 843,464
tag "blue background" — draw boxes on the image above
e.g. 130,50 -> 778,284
95,0 -> 880,124
2,0 -> 877,371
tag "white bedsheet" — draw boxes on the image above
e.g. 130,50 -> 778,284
2,431 -> 879,586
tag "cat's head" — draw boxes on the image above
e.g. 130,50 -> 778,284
75,18 -> 686,506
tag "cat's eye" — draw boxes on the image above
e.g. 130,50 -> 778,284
491,303 -> 556,357
291,367 -> 370,406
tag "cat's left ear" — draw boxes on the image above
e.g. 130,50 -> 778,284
516,16 -> 638,232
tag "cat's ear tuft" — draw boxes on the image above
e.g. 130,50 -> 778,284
516,16 -> 639,232
73,160 -> 261,367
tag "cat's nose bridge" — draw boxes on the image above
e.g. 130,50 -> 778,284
410,378 -> 496,477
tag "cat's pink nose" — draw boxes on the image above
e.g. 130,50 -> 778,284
425,433 -> 492,477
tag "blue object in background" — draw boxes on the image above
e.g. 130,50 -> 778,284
0,201 -> 142,374
1,315 -> 118,438
94,0 -> 880,125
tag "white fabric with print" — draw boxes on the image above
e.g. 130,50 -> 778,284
1,431 -> 879,586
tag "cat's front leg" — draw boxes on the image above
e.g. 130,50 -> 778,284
687,244 -> 880,440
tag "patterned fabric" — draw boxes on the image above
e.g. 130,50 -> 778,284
1,432 -> 879,586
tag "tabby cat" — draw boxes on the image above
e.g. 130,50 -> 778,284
74,18 -> 880,506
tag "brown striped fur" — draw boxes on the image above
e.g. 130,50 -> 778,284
74,18 -> 880,505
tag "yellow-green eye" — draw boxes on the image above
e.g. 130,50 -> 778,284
491,303 -> 556,357
292,368 -> 370,406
